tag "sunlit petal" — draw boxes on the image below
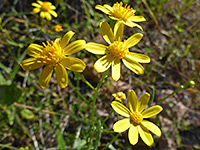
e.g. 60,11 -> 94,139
39,65 -> 53,89
100,21 -> 114,44
126,52 -> 150,63
124,33 -> 143,48
113,118 -> 131,132
61,57 -> 86,72
60,31 -> 75,49
32,3 -> 41,8
125,21 -> 143,30
103,4 -> 113,11
128,125 -> 138,145
33,8 -> 40,13
45,12 -> 52,21
127,90 -> 137,112
114,21 -> 124,41
111,101 -> 130,117
136,93 -> 150,113
40,12 -> 45,18
94,55 -> 114,73
50,5 -> 56,10
20,58 -> 44,71
122,57 -> 144,75
130,16 -> 146,22
141,120 -> 161,137
111,59 -> 121,81
95,5 -> 111,15
55,64 -> 68,88
26,44 -> 43,57
86,43 -> 107,55
49,10 -> 58,17
142,105 -> 163,118
138,125 -> 154,146
64,40 -> 86,55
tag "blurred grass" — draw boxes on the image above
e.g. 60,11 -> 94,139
0,0 -> 200,149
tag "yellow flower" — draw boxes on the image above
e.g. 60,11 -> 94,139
95,1 -> 146,30
112,92 -> 126,102
20,31 -> 86,89
111,90 -> 163,146
32,0 -> 58,20
86,21 -> 150,81
54,25 -> 63,32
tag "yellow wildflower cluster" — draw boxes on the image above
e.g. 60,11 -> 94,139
20,1 -> 163,147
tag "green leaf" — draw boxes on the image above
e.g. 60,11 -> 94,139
0,82 -> 22,105
20,109 -> 35,120
56,127 -> 66,150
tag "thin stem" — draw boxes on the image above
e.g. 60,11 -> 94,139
156,71 -> 200,105
91,70 -> 109,126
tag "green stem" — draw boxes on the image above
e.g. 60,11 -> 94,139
91,70 -> 109,126
156,71 -> 200,105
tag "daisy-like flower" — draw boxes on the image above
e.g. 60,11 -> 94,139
111,90 -> 163,146
20,31 -> 86,89
32,1 -> 58,21
95,1 -> 146,30
112,92 -> 126,102
86,21 -> 150,81
54,25 -> 63,32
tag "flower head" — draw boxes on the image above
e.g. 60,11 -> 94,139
95,1 -> 146,30
32,1 -> 58,20
54,25 -> 63,32
111,90 -> 163,146
112,92 -> 126,102
20,31 -> 86,89
86,21 -> 150,81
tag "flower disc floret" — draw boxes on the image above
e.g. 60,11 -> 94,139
39,41 -> 63,66
108,40 -> 128,59
130,111 -> 143,125
41,2 -> 51,12
112,2 -> 135,22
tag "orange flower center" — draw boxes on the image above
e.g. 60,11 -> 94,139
38,41 -> 64,66
108,40 -> 128,59
130,111 -> 143,125
41,2 -> 51,12
112,2 -> 135,22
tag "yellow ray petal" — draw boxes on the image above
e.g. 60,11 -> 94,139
26,44 -> 43,57
126,21 -> 143,30
20,58 -> 44,71
50,5 -> 56,10
142,105 -> 163,118
95,5 -> 111,15
114,21 -> 124,41
113,118 -> 131,132
60,31 -> 75,49
61,57 -> 86,72
94,54 -> 113,73
136,92 -> 150,113
127,90 -> 137,112
32,3 -> 41,8
86,43 -> 107,55
55,64 -> 68,88
39,65 -> 53,89
128,125 -> 138,145
124,33 -> 143,48
100,21 -> 114,44
45,12 -> 52,21
138,125 -> 154,146
64,40 -> 86,55
141,120 -> 161,137
103,4 -> 113,11
122,57 -> 144,75
126,52 -> 150,63
111,101 -> 130,117
130,16 -> 146,22
49,10 -> 58,17
33,8 -> 40,13
40,11 -> 45,18
111,59 -> 121,81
